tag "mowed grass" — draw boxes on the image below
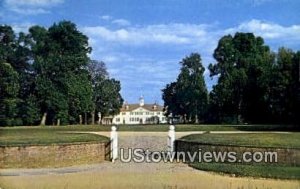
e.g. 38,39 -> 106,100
181,133 -> 300,148
181,133 -> 300,179
189,163 -> 300,180
0,124 -> 298,147
1,123 -> 297,132
0,128 -> 109,147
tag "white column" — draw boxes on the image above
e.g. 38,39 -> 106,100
110,126 -> 118,162
168,125 -> 175,153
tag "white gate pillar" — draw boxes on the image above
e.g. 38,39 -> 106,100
110,126 -> 118,162
168,125 -> 175,153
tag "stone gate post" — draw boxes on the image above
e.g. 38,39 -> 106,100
168,125 -> 175,153
110,126 -> 118,162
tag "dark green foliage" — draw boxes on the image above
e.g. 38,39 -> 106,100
208,33 -> 273,124
208,33 -> 299,125
19,95 -> 40,125
0,63 -> 21,126
162,53 -> 208,123
88,60 -> 123,118
267,48 -> 300,124
1,22 -> 298,126
0,21 -> 123,126
29,21 -> 93,125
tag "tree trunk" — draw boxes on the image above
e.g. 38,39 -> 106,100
79,115 -> 82,125
57,119 -> 60,126
237,99 -> 242,124
195,114 -> 199,124
91,111 -> 95,125
84,112 -> 87,125
40,112 -> 47,126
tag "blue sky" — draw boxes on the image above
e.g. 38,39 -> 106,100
1,0 -> 300,104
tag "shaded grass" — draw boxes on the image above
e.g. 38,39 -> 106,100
1,124 -> 297,132
181,133 -> 300,148
1,124 -> 298,147
190,162 -> 300,180
182,133 -> 300,179
0,128 -> 109,147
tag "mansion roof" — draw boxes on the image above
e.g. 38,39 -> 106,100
120,103 -> 164,112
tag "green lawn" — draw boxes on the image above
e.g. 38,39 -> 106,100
1,124 -> 297,132
181,133 -> 300,148
181,133 -> 300,179
190,162 -> 300,180
0,128 -> 109,147
1,124 -> 298,147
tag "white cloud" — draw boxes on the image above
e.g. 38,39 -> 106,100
100,15 -> 112,21
83,19 -> 300,102
100,15 -> 130,26
11,22 -> 35,33
5,0 -> 64,7
102,55 -> 120,63
251,0 -> 273,6
112,19 -> 131,26
4,0 -> 64,15
225,19 -> 300,42
83,23 -> 211,45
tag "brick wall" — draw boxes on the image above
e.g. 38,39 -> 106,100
175,140 -> 300,166
0,141 -> 110,168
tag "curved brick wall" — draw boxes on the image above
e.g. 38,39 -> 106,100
175,139 -> 300,166
0,141 -> 110,168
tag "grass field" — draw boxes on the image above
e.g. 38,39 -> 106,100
1,123 -> 298,132
189,162 -> 300,180
181,133 -> 300,148
0,128 -> 109,146
181,133 -> 300,179
0,124 -> 297,146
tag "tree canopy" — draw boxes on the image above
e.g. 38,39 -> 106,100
162,53 -> 208,123
162,33 -> 299,126
0,21 -> 123,126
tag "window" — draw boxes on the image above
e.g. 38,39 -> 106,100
157,112 -> 160,115
116,118 -> 120,122
130,112 -> 133,115
122,112 -> 126,115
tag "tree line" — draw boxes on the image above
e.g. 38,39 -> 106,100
0,21 -> 123,126
163,33 -> 300,125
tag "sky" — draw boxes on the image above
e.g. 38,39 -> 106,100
1,0 -> 300,104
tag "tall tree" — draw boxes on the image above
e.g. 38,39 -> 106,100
0,25 -> 39,125
162,53 -> 208,123
29,21 -> 92,125
0,63 -> 20,126
267,48 -> 300,124
88,60 -> 123,124
162,82 -> 180,117
0,26 -> 15,64
209,33 -> 273,124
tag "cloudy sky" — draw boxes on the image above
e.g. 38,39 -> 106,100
1,0 -> 300,104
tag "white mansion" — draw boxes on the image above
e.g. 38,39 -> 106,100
110,96 -> 168,125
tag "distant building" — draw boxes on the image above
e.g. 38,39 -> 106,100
107,96 -> 167,125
